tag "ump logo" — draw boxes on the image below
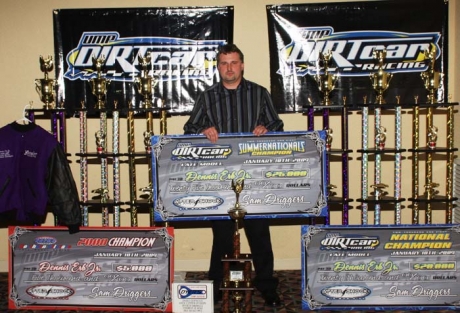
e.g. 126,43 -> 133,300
26,284 -> 75,299
321,285 -> 371,300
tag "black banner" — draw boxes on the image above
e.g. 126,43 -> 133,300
267,0 -> 448,112
53,7 -> 233,115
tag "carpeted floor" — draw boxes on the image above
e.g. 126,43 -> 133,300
1,271 -> 458,312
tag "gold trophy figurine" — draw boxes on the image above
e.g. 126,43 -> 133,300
325,128 -> 333,151
135,53 -> 158,108
376,126 -> 387,150
95,130 -> 106,154
427,126 -> 438,149
89,56 -> 111,109
314,51 -> 337,106
370,49 -> 393,104
370,183 -> 389,200
35,55 -> 57,110
421,44 -> 441,104
228,179 -> 246,230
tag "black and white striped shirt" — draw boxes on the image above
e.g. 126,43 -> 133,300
184,78 -> 284,134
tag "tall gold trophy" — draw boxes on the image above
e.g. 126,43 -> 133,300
314,51 -> 337,106
221,179 -> 253,313
135,54 -> 158,108
421,44 -> 441,104
370,49 -> 393,104
89,56 -> 110,109
35,55 -> 57,109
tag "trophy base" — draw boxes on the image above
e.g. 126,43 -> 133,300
42,103 -> 55,110
94,102 -> 106,110
221,254 -> 254,313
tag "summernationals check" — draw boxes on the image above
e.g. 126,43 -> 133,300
301,224 -> 460,311
151,131 -> 327,222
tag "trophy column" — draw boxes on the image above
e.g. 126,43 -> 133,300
358,49 -> 405,225
308,51 -> 351,224
409,45 -> 458,224
221,179 -> 254,313
88,56 -> 111,227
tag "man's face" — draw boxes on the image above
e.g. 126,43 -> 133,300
217,52 -> 244,87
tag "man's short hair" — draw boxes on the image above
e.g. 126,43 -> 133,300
217,43 -> 244,64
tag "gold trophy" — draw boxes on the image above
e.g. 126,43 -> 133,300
314,51 -> 337,106
427,126 -> 438,149
421,44 -> 441,104
325,128 -> 333,151
370,49 -> 393,104
222,178 -> 253,313
135,54 -> 158,108
371,183 -> 389,200
376,126 -> 387,150
424,182 -> 440,198
35,55 -> 57,109
95,130 -> 106,154
89,56 -> 111,109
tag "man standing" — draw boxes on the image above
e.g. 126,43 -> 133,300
184,43 -> 283,307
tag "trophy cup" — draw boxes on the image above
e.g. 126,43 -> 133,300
314,51 -> 337,106
89,56 -> 110,109
135,54 -> 158,108
222,179 -> 254,313
35,55 -> 57,109
421,44 -> 441,104
370,49 -> 393,104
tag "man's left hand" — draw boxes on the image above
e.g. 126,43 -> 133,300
253,125 -> 268,136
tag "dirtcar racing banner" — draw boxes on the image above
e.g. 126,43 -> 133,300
53,7 -> 233,115
9,226 -> 174,312
301,224 -> 460,311
151,131 -> 327,222
267,0 -> 448,112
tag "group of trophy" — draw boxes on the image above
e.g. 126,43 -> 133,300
34,53 -> 164,227
314,45 -> 443,202
35,53 -> 158,110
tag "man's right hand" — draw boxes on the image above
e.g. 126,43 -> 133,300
202,127 -> 219,143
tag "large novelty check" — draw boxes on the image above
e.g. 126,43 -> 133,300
151,131 -> 327,222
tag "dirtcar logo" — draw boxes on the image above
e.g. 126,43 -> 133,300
320,234 -> 379,250
64,31 -> 225,82
278,26 -> 441,77
171,143 -> 232,160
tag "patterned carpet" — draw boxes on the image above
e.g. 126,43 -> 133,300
1,271 -> 458,312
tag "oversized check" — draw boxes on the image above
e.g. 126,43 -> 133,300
301,224 -> 460,311
151,131 -> 327,221
8,226 -> 174,311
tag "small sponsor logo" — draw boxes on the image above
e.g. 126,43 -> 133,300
178,285 -> 207,299
26,284 -> 75,299
173,195 -> 223,210
321,285 -> 371,300
35,236 -> 57,245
